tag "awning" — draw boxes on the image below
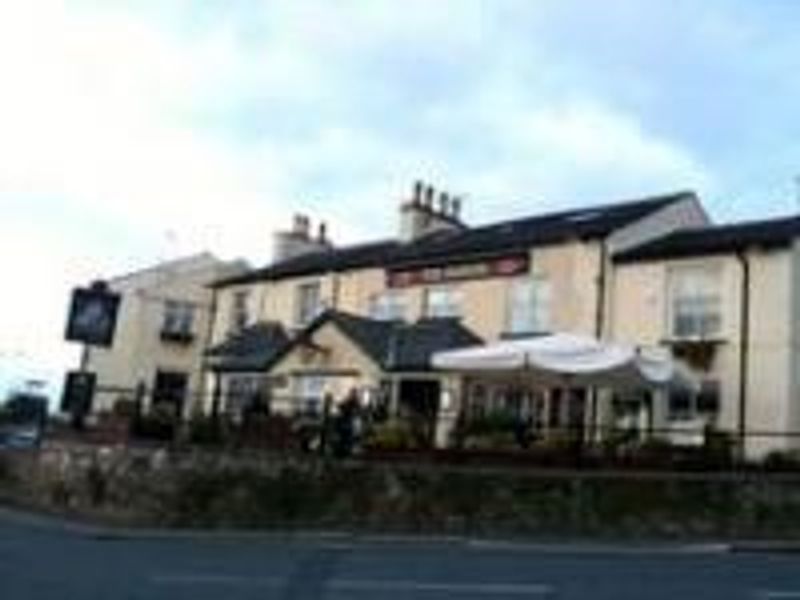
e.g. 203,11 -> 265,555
432,333 -> 697,390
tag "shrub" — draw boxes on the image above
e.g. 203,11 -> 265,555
188,414 -> 224,446
364,419 -> 418,452
762,450 -> 800,472
132,404 -> 177,442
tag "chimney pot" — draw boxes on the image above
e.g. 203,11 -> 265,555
318,221 -> 327,243
438,191 -> 449,215
424,185 -> 435,209
451,197 -> 462,219
413,180 -> 423,205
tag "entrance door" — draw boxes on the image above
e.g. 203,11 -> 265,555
152,370 -> 188,418
398,379 -> 440,447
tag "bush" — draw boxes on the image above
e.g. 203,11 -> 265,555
762,450 -> 800,471
132,404 -> 177,442
364,419 -> 418,452
451,411 -> 525,450
188,414 -> 224,446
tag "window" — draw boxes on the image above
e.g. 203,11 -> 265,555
668,380 -> 720,421
506,277 -> 551,334
230,290 -> 250,333
296,281 -> 322,326
296,375 -> 327,414
669,265 -> 722,338
424,286 -> 462,318
369,290 -> 407,321
162,300 -> 195,336
227,375 -> 265,417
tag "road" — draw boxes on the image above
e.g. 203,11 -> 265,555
1,510 -> 800,599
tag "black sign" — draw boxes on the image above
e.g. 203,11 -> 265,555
60,370 -> 96,416
65,283 -> 120,347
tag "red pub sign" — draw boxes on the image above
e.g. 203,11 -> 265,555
387,254 -> 529,288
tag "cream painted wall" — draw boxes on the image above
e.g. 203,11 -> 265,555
610,249 -> 795,457
211,268 -> 387,344
268,320 -> 384,413
85,254 -> 244,414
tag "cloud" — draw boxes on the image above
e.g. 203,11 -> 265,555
4,0 -> 791,394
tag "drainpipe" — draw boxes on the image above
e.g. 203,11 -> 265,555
202,285 -> 220,417
736,250 -> 751,462
589,241 -> 609,443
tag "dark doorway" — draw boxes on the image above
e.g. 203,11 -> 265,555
398,379 -> 440,447
152,370 -> 188,418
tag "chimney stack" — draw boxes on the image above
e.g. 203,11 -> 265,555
317,221 -> 327,244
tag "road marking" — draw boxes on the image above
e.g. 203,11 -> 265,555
328,578 -> 554,595
467,539 -> 729,555
152,574 -> 284,587
151,574 -> 555,596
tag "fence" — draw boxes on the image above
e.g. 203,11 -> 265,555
46,383 -> 800,471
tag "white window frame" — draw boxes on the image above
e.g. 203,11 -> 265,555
423,286 -> 462,318
295,281 -> 323,327
506,276 -> 551,334
667,264 -> 723,339
162,300 -> 195,335
369,290 -> 407,321
295,374 -> 327,414
230,290 -> 250,333
668,380 -> 720,422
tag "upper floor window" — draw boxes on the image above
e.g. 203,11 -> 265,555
230,290 -> 250,333
162,300 -> 195,339
424,286 -> 462,318
296,281 -> 322,327
506,276 -> 551,334
369,290 -> 407,321
669,265 -> 722,339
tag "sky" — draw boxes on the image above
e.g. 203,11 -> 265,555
2,0 -> 800,399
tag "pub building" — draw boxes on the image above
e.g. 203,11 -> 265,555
204,181 -> 800,458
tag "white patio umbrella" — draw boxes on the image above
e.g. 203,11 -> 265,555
432,333 -> 696,391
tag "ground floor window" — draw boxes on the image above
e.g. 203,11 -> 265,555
295,375 -> 328,415
226,375 -> 269,418
668,380 -> 720,421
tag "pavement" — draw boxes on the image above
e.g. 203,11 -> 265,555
2,508 -> 800,599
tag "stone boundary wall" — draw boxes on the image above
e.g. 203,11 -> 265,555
2,443 -> 800,539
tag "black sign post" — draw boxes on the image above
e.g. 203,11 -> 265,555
63,281 -> 120,429
60,371 -> 97,430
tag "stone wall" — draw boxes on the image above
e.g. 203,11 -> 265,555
3,443 -> 800,540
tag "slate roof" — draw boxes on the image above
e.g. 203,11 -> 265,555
213,191 -> 693,287
214,240 -> 401,287
614,215 -> 800,263
386,191 -> 695,269
205,322 -> 290,372
289,310 -> 483,372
